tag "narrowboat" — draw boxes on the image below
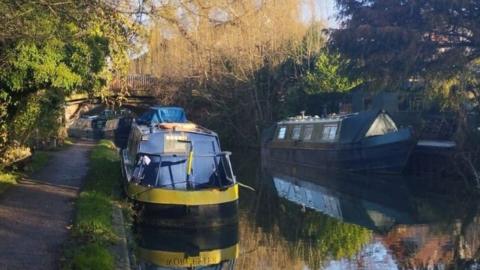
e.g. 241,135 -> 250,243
121,106 -> 238,226
263,110 -> 415,173
136,224 -> 238,269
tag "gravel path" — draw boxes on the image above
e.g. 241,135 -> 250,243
0,141 -> 94,270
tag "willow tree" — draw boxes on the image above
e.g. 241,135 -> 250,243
131,0 -> 326,145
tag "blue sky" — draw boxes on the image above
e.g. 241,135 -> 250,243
301,0 -> 339,28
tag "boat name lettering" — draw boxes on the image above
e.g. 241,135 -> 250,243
166,256 -> 215,266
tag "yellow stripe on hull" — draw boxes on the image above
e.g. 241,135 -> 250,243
139,244 -> 239,267
127,183 -> 239,206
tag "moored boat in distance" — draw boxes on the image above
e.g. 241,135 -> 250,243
263,110 -> 415,174
121,106 -> 238,227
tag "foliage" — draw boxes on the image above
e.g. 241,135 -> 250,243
63,140 -> 121,270
70,243 -> 114,270
0,1 -> 137,160
330,0 -> 480,88
303,50 -> 361,94
279,200 -> 372,268
24,151 -> 50,173
0,144 -> 31,167
130,1 -> 329,146
0,172 -> 18,195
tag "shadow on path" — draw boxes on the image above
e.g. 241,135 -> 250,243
0,141 -> 94,270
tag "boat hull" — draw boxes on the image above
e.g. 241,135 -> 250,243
265,128 -> 414,174
125,182 -> 239,227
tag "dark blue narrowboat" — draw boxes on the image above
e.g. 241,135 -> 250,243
264,110 -> 415,174
121,106 -> 238,226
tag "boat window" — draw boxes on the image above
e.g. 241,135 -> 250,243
277,126 -> 287,139
291,125 -> 302,140
303,125 -> 314,141
132,155 -> 162,186
365,113 -> 398,137
164,134 -> 189,153
132,150 -> 234,190
322,124 -> 338,141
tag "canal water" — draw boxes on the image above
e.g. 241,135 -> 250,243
133,151 -> 480,270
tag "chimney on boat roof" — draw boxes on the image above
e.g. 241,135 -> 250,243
300,110 -> 306,119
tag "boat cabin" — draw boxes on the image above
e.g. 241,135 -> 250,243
273,110 -> 399,145
123,107 -> 235,190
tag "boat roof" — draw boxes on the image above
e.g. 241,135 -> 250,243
137,130 -> 220,155
277,110 -> 391,143
133,122 -> 217,138
278,115 -> 344,124
338,110 -> 381,143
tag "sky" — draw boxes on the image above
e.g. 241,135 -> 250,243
301,0 -> 340,28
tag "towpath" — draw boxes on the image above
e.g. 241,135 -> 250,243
0,141 -> 93,270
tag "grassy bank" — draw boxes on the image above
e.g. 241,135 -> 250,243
24,151 -> 50,173
0,173 -> 19,195
63,140 -> 122,270
0,150 -> 52,195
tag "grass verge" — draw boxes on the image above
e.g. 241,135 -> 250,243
24,151 -> 50,173
0,172 -> 19,195
1,149 -> 53,195
63,140 -> 122,270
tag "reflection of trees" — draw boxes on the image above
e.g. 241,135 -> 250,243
278,199 -> 372,269
237,164 -> 372,268
381,201 -> 480,270
236,215 -> 305,270
454,204 -> 480,269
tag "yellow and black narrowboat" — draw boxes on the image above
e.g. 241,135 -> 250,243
135,224 -> 238,269
121,106 -> 238,226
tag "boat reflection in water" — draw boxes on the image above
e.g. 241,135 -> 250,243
272,168 -> 417,232
135,223 -> 238,270
255,162 -> 480,269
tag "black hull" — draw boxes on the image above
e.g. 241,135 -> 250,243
265,129 -> 414,174
136,201 -> 238,228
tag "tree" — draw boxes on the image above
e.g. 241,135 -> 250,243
330,0 -> 480,87
0,1 -> 138,163
303,50 -> 361,94
129,0 -> 325,146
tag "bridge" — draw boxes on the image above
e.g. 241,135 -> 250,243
65,74 -> 164,120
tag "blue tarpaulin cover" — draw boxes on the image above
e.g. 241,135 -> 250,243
138,106 -> 187,124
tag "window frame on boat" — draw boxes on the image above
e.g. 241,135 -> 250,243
277,126 -> 287,140
365,113 -> 398,138
131,152 -> 235,189
321,123 -> 339,141
303,125 -> 314,141
291,125 -> 302,140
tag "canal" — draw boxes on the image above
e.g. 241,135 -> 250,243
131,150 -> 480,269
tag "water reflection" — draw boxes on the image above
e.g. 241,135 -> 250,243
135,224 -> 238,269
132,153 -> 480,270
234,154 -> 480,270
